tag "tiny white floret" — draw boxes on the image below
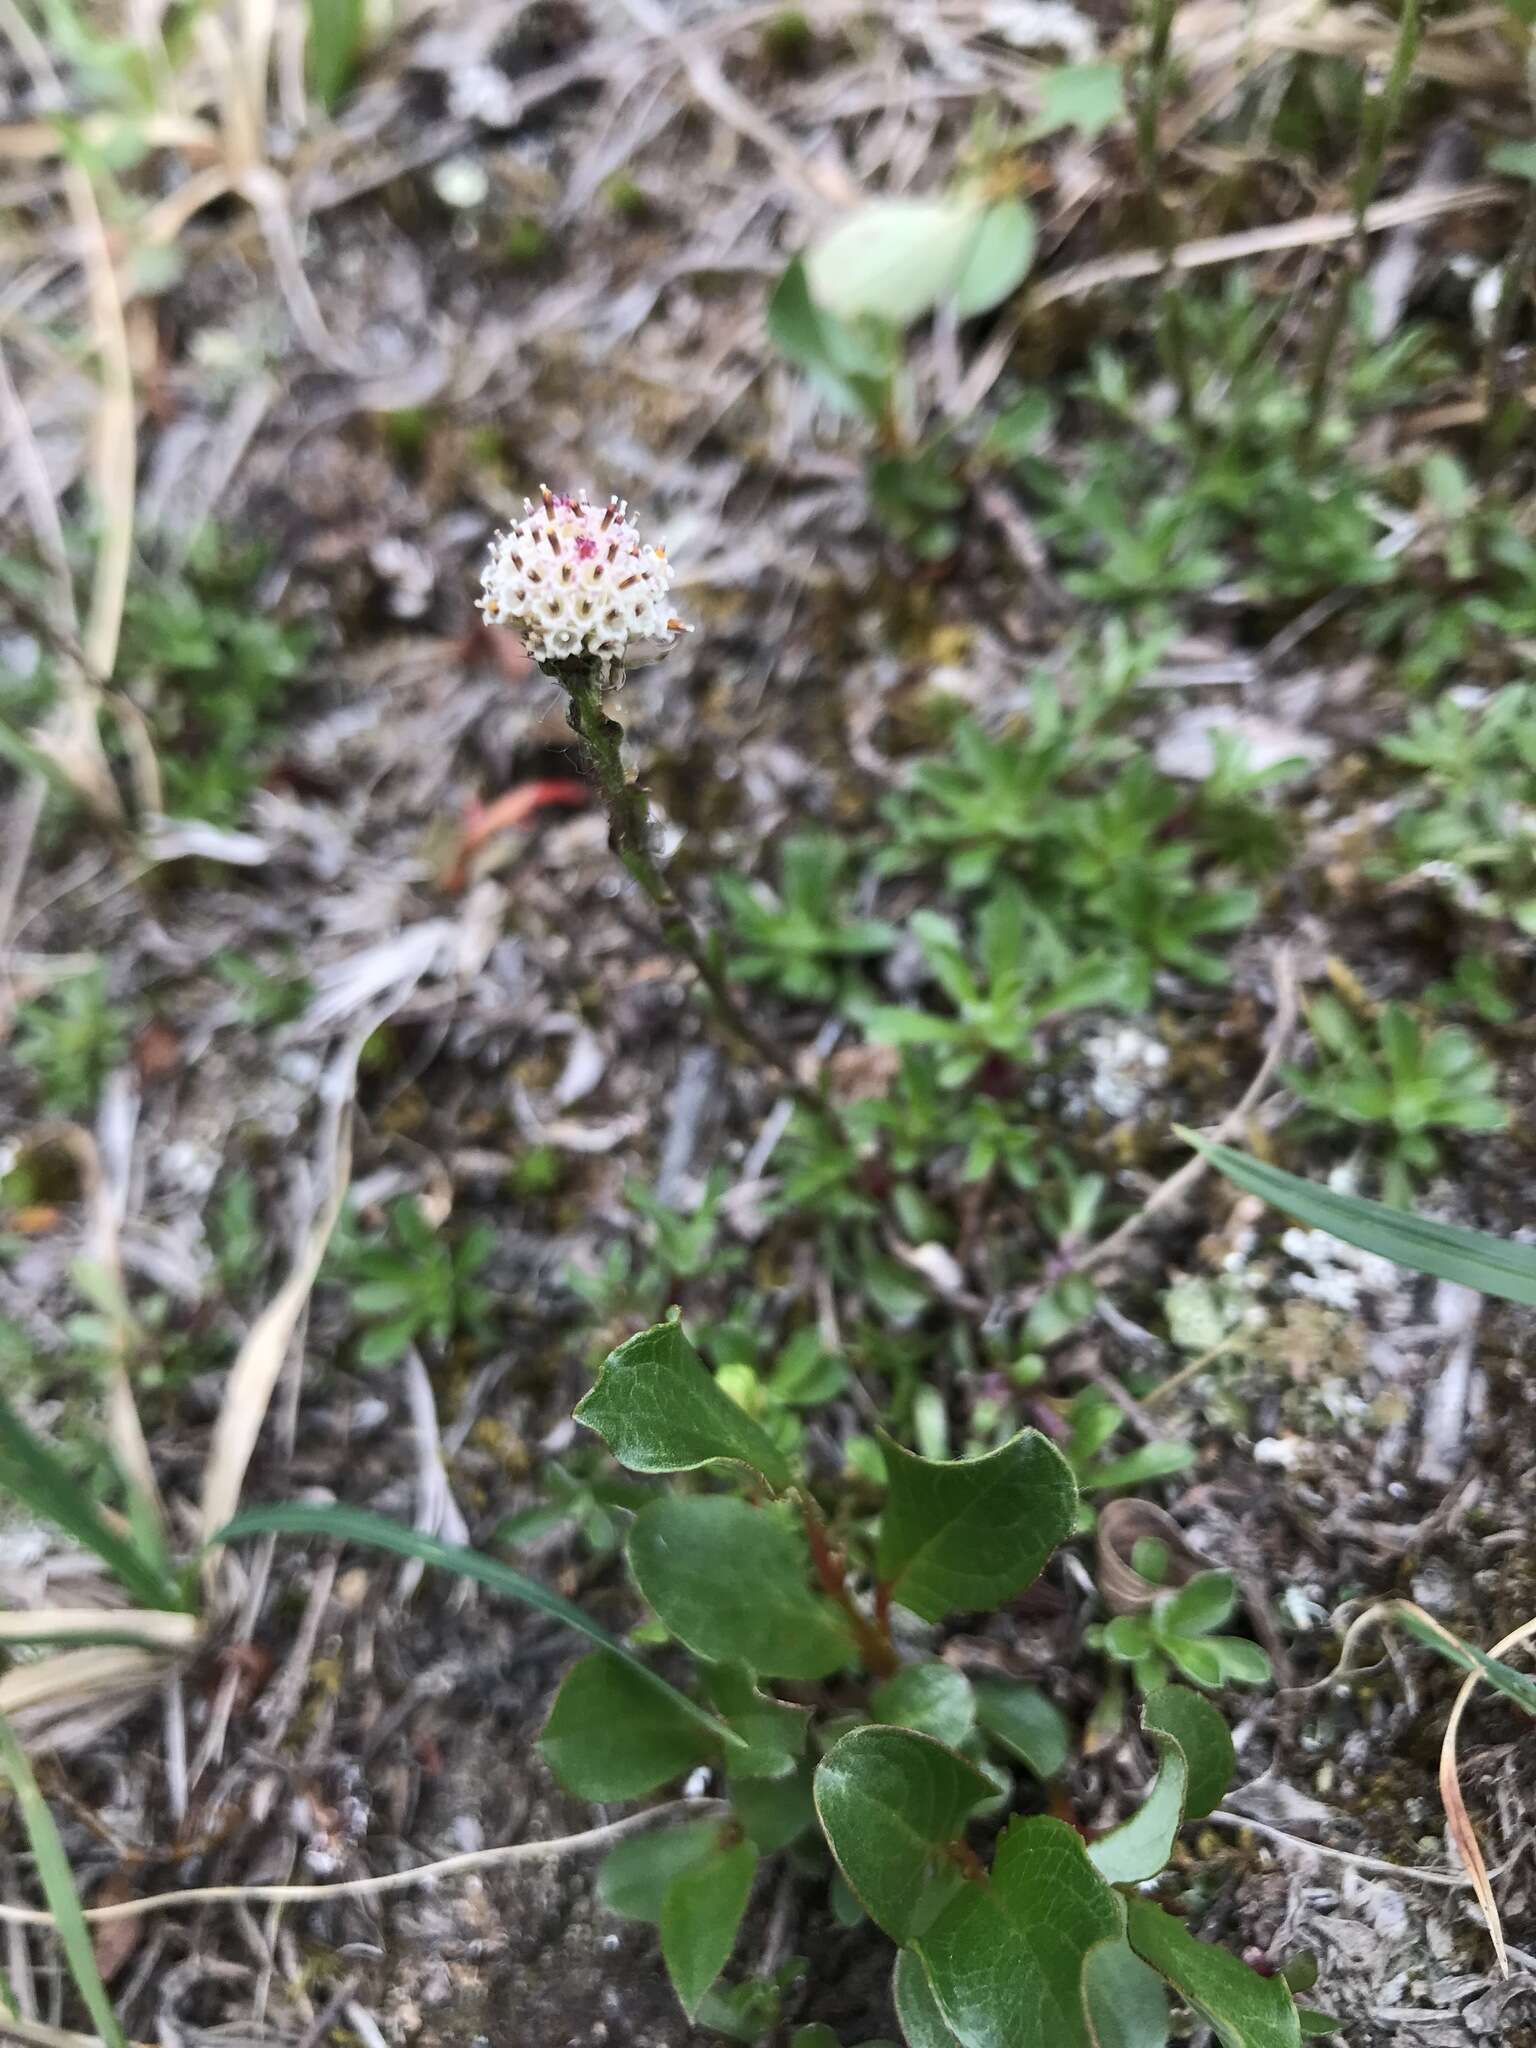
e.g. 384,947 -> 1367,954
478,486 -> 690,671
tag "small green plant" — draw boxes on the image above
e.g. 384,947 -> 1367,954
1061,1389 -> 1195,1530
1286,995 -> 1507,1206
228,1316 -> 1326,2043
720,834 -> 895,1001
337,1199 -> 497,1367
13,965 -> 128,1114
1092,1562 -> 1273,1694
117,536 -> 312,825
854,883 -> 1137,1086
1384,683 -> 1536,929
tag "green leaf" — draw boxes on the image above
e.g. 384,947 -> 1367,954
1028,62 -> 1126,141
0,1393 -> 183,1611
540,1650 -> 714,1800
730,1766 -> 816,1852
660,1836 -> 758,2019
814,1724 -> 994,1943
952,199 -> 1036,318
877,1430 -> 1077,1623
1298,2013 -> 1341,2038
1142,1687 -> 1234,1820
767,257 -> 894,417
1158,1572 -> 1237,1639
596,1820 -> 721,1922
306,0 -> 365,109
1126,1898 -> 1301,2048
1395,1605 -> 1536,1716
705,1662 -> 812,1778
914,1817 -> 1123,2048
575,1316 -> 792,1491
873,1663 -> 978,1747
972,1678 -> 1071,1780
894,1949 -> 963,2048
1491,140 -> 1536,181
805,198 -> 985,326
0,1710 -> 128,2047
1082,1938 -> 1172,2048
1087,1729 -> 1187,1886
627,1495 -> 855,1680
1178,1129 -> 1536,1305
216,1503 -> 741,1752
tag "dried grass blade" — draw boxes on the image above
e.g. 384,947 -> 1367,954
0,1648 -> 172,1722
1433,1610 -> 1536,1977
197,1098 -> 353,1553
0,1612 -> 199,1652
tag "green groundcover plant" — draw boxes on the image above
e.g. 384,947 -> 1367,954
237,1313 -> 1333,2047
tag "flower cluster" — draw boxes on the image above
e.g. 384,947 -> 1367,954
478,487 -> 689,672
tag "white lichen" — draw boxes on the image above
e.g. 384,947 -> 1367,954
478,486 -> 689,671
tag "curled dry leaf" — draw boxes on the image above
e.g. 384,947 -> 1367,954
1430,1606 -> 1536,1978
1095,1499 -> 1205,1616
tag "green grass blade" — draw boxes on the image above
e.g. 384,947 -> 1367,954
0,1710 -> 128,2048
0,1397 -> 183,1611
1177,1129 -> 1536,1306
215,1503 -> 745,1752
1395,1607 -> 1536,1719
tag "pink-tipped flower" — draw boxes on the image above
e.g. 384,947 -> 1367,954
478,487 -> 690,672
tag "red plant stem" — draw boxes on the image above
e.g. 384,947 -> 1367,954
799,1494 -> 899,1679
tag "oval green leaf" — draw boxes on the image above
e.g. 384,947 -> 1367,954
1087,1731 -> 1187,1887
575,1315 -> 792,1490
1126,1897 -> 1301,2048
1083,1937 -> 1172,2048
660,1836 -> 758,2019
1142,1686 -> 1234,1821
805,198 -> 984,326
815,1724 -> 994,1944
597,1819 -> 721,1923
973,1677 -> 1071,1781
872,1663 -> 978,1747
877,1429 -> 1077,1623
952,199 -> 1036,318
627,1495 -> 855,1679
540,1649 -> 714,1801
894,1948 -> 963,2048
914,1815 -> 1123,2048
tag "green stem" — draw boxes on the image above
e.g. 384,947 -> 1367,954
1301,0 -> 1419,456
558,662 -> 833,1128
1133,0 -> 1197,429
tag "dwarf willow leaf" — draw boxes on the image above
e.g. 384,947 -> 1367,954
1126,1898 -> 1302,2048
660,1836 -> 758,2018
540,1650 -> 714,1800
627,1495 -> 855,1679
814,1724 -> 993,1944
1179,1129 -> 1536,1305
952,199 -> 1036,318
1083,1938 -> 1172,2048
597,1820 -> 721,1923
872,1662 -> 977,1747
877,1430 -> 1077,1622
1142,1686 -> 1234,1820
972,1678 -> 1071,1781
914,1816 -> 1123,2048
575,1315 -> 792,1490
704,1661 -> 812,1779
893,1949 -> 963,2048
805,198 -> 984,326
1087,1729 -> 1187,1886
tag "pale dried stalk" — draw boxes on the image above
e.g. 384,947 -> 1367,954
197,1098 -> 354,1559
0,1646 -> 172,1721
0,1611 -> 198,1650
0,1801 -> 725,1931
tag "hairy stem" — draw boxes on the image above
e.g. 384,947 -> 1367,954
558,662 -> 832,1127
799,1491 -> 900,1680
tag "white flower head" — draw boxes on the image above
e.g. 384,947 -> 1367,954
478,486 -> 690,674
